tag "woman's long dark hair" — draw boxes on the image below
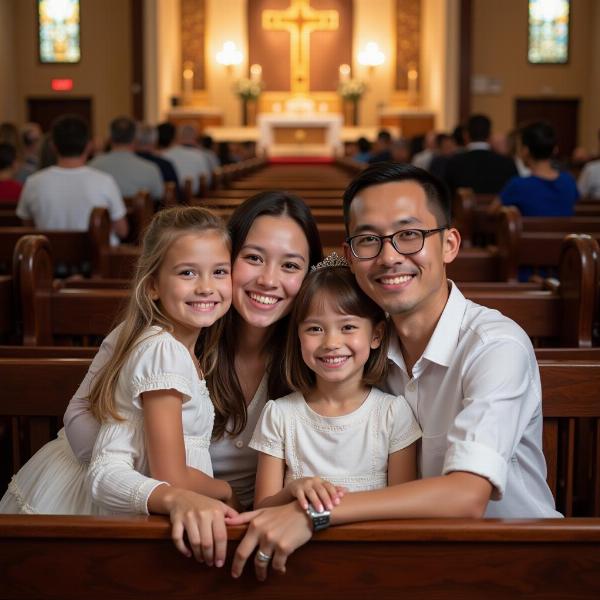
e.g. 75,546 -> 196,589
202,191 -> 323,439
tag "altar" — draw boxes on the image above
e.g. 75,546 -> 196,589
256,113 -> 343,157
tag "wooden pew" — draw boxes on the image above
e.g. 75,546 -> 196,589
13,236 -> 128,345
123,190 -> 153,244
2,516 -> 599,600
497,206 -> 600,283
1,357 -> 599,517
0,207 -> 111,277
0,274 -> 15,343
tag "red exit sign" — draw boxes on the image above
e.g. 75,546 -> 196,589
51,79 -> 73,91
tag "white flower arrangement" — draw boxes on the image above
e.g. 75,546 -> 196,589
338,78 -> 367,101
233,78 -> 264,100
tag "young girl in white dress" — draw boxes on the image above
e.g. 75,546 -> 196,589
0,206 -> 237,516
249,255 -> 422,511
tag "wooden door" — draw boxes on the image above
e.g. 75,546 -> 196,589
27,98 -> 93,134
515,98 -> 579,159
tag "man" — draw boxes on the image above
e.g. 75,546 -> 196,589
445,114 -> 518,194
159,122 -> 211,195
17,114 -> 128,245
229,162 -> 559,581
90,116 -> 164,202
134,123 -> 181,201
368,129 -> 394,163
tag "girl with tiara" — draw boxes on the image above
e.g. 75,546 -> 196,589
1,207 -> 238,522
249,254 -> 421,512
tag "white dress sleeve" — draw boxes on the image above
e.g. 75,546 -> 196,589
385,393 -> 422,454
87,332 -> 195,515
248,400 -> 286,459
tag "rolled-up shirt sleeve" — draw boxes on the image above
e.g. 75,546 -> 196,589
442,338 -> 541,500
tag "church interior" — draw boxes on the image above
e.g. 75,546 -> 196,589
1,1 -> 600,598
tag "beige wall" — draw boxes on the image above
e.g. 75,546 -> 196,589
471,0 -> 597,150
10,0 -> 132,135
0,0 -> 17,122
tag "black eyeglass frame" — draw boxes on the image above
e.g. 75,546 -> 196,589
346,226 -> 449,260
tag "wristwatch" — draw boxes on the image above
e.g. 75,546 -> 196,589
305,503 -> 331,532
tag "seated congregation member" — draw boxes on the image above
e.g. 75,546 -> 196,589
0,207 -> 236,516
353,136 -> 372,163
368,129 -> 394,163
0,143 -> 23,202
16,114 -> 128,245
250,259 -> 420,512
228,163 -> 560,581
578,157 -> 600,200
199,134 -> 221,171
90,116 -> 164,203
445,114 -> 518,194
135,123 -> 181,200
500,121 -> 579,216
15,122 -> 42,183
159,122 -> 211,195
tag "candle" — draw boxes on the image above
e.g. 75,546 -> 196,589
250,64 -> 262,82
339,63 -> 351,82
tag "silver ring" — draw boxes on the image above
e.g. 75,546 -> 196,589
256,550 -> 272,563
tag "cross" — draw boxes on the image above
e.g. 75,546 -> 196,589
262,0 -> 339,94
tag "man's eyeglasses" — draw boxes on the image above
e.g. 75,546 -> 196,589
346,227 -> 448,260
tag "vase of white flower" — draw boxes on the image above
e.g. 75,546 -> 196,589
234,78 -> 264,126
338,78 -> 366,126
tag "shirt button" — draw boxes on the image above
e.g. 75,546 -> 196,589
235,440 -> 244,449
406,380 -> 415,392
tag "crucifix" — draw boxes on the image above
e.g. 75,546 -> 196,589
262,0 -> 339,94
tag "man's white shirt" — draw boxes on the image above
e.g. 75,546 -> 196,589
385,281 -> 561,518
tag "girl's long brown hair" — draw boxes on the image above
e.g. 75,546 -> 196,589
203,191 -> 323,439
89,206 -> 230,422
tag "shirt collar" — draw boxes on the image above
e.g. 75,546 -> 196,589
467,141 -> 491,151
387,281 -> 467,372
421,281 -> 467,367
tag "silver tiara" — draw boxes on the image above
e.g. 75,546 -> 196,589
311,252 -> 349,272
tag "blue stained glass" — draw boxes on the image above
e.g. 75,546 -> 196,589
38,0 -> 80,63
528,0 -> 570,64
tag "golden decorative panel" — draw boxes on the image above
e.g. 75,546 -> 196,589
181,0 -> 206,90
395,0 -> 421,91
249,0 -> 352,93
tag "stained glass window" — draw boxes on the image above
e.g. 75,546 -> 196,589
38,0 -> 80,64
528,0 -> 570,64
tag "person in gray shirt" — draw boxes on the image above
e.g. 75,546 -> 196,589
90,116 -> 164,202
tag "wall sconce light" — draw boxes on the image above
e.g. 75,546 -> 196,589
358,42 -> 385,75
216,41 -> 243,71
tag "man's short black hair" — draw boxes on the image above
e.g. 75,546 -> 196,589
110,116 -> 136,145
467,114 -> 491,142
342,162 -> 452,233
377,129 -> 392,144
520,121 -> 556,160
51,114 -> 89,157
0,143 -> 16,170
157,122 -> 176,149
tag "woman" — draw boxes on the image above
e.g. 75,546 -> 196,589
61,191 -> 322,563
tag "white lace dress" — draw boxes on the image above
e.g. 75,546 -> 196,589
249,387 -> 422,492
0,327 -> 214,515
